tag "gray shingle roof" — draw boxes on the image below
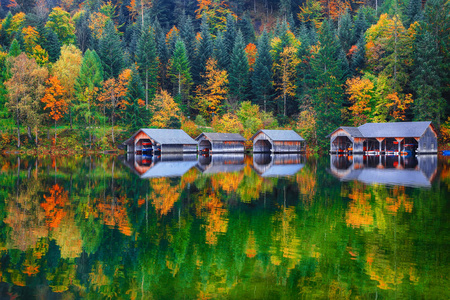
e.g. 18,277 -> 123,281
329,121 -> 433,138
251,129 -> 305,141
195,132 -> 246,142
339,127 -> 364,138
358,121 -> 432,138
123,129 -> 197,145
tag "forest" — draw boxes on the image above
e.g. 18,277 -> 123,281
0,0 -> 449,151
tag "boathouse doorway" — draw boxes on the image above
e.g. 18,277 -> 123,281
331,136 -> 353,153
199,139 -> 212,153
254,139 -> 272,152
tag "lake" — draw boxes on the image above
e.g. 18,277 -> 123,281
0,153 -> 449,299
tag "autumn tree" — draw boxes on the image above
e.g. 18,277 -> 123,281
195,0 -> 234,32
271,24 -> 300,117
41,76 -> 68,146
52,44 -> 83,128
45,7 -> 76,45
149,90 -> 182,128
98,69 -> 132,143
195,58 -> 229,121
5,53 -> 48,147
346,75 -> 376,126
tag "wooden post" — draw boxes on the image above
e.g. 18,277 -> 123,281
376,138 -> 384,154
395,138 -> 404,154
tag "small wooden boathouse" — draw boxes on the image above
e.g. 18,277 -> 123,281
195,132 -> 246,153
122,129 -> 197,154
251,129 -> 305,153
329,121 -> 438,155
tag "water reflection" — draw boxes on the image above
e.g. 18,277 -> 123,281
330,155 -> 438,187
0,154 -> 448,299
122,153 -> 198,178
197,153 -> 245,173
253,153 -> 305,177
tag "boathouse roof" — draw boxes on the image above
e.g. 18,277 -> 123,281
123,129 -> 197,145
329,121 -> 433,138
195,132 -> 246,142
250,129 -> 305,142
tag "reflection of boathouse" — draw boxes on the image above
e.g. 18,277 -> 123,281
251,130 -> 305,153
122,129 -> 197,154
195,133 -> 246,153
329,155 -> 438,187
197,154 -> 245,174
122,154 -> 197,178
253,154 -> 305,177
328,121 -> 437,155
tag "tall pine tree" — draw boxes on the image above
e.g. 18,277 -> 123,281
252,29 -> 273,112
99,20 -> 124,79
136,26 -> 158,109
229,30 -> 249,104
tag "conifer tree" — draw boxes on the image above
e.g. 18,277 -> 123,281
124,66 -> 147,132
136,26 -> 158,109
309,19 -> 344,148
193,16 -> 213,85
42,28 -> 61,63
179,15 -> 196,61
405,0 -> 423,27
252,30 -> 273,112
223,14 -> 237,63
229,31 -> 249,104
412,30 -> 445,125
8,39 -> 21,57
337,10 -> 354,55
99,20 -> 124,79
238,14 -> 255,43
169,39 -> 192,110
214,31 -> 228,70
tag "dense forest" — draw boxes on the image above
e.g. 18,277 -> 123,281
0,0 -> 449,151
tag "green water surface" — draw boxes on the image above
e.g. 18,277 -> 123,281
0,154 -> 449,299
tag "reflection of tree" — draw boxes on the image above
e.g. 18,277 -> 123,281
150,178 -> 180,216
296,163 -> 317,205
52,211 -> 83,259
41,184 -> 68,229
97,195 -> 133,236
345,185 -> 374,229
200,194 -> 229,245
211,171 -> 244,193
4,179 -> 47,251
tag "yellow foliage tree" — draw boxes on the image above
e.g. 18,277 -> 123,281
346,76 -> 375,126
22,26 -> 40,53
149,90 -> 182,128
196,58 -> 228,120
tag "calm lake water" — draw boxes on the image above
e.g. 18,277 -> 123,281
0,153 -> 449,299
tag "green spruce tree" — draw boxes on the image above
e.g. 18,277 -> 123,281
252,30 -> 273,112
99,20 -> 124,79
169,38 -> 192,111
229,30 -> 249,104
136,26 -> 158,110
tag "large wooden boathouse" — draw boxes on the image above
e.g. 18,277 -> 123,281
251,129 -> 305,153
329,121 -> 437,155
196,132 -> 246,153
122,129 -> 197,154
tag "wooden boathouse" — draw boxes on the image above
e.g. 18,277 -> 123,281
329,121 -> 438,155
251,129 -> 305,153
122,129 -> 197,154
195,132 -> 246,153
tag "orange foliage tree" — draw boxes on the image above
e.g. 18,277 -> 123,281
98,68 -> 132,143
195,0 -> 235,32
41,76 -> 68,145
385,92 -> 413,121
244,43 -> 257,72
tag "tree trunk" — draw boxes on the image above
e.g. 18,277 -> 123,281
146,70 -> 149,110
69,106 -> 73,129
54,119 -> 57,147
27,126 -> 32,142
35,126 -> 38,146
112,106 -> 115,144
178,71 -> 181,96
16,115 -> 20,148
